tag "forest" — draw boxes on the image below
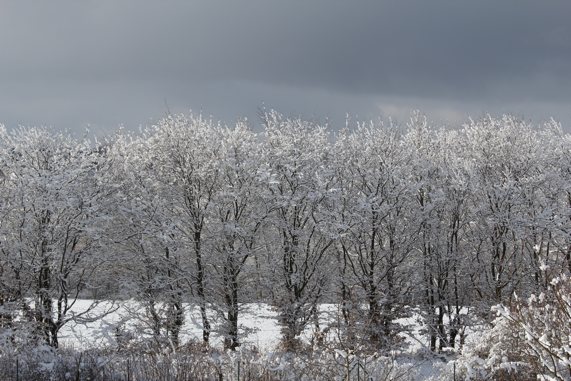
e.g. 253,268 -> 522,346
0,110 -> 570,380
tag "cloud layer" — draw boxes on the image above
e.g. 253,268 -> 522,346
1,0 -> 570,131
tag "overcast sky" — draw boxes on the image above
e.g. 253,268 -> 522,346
1,1 -> 570,133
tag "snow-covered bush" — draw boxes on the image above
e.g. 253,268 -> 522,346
498,273 -> 571,381
432,315 -> 535,381
434,273 -> 571,380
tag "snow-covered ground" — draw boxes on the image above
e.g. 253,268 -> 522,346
59,300 -> 282,350
57,300 -> 452,380
59,300 -> 437,353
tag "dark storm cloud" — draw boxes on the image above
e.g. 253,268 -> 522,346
1,0 -> 570,131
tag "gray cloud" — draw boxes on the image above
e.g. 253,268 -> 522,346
1,0 -> 570,131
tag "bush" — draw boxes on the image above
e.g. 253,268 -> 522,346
498,273 -> 571,381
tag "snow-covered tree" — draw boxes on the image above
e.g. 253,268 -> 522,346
142,114 -> 223,345
209,122 -> 267,350
461,116 -> 553,304
0,127 -> 115,347
260,111 -> 336,350
405,114 -> 473,351
108,130 -> 188,349
333,118 -> 415,350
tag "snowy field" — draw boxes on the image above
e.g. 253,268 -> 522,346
58,300 -> 437,353
55,300 -> 454,380
59,300 -> 282,351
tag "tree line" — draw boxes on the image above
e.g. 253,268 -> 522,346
0,110 -> 569,354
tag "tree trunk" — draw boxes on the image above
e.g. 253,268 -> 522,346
165,246 -> 184,349
223,269 -> 240,351
194,230 -> 210,344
